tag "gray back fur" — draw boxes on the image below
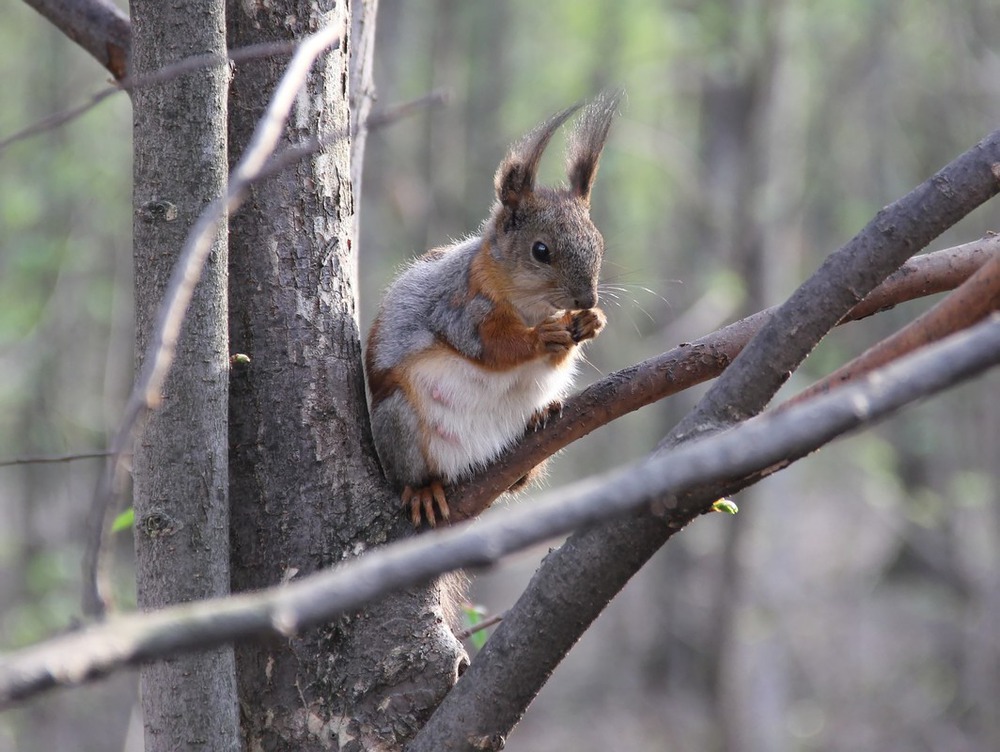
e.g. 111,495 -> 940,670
370,236 -> 490,369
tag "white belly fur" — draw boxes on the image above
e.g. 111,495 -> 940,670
408,351 -> 579,481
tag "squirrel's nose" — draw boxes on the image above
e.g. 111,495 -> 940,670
573,290 -> 597,309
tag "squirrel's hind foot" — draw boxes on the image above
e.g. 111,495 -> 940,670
402,480 -> 450,528
527,400 -> 563,432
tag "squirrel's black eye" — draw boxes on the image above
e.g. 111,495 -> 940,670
531,241 -> 551,264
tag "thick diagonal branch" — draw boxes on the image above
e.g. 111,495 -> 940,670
413,130 -> 1000,750
447,235 -> 998,521
785,238 -> 1000,406
3,316 -> 998,710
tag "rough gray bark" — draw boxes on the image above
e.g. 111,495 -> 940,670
129,0 -> 238,750
226,2 -> 465,750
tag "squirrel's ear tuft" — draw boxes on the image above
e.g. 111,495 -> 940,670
495,104 -> 580,211
567,89 -> 623,205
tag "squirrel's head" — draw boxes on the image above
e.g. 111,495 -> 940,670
486,92 -> 621,322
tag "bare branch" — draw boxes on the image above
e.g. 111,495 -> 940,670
254,88 -> 450,183
456,612 -> 505,641
23,0 -> 130,79
447,236 -> 999,521
0,40 -> 299,154
366,88 -> 451,130
786,238 -> 1000,405
667,134 -> 1000,446
82,25 -> 342,617
414,131 -> 1000,749
0,450 -> 113,468
77,85 -> 447,615
4,316 -> 999,710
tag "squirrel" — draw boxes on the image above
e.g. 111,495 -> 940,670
365,92 -> 620,527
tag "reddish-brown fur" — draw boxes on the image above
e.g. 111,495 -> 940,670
469,245 -> 578,370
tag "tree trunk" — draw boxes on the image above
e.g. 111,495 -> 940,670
226,3 -> 465,749
129,0 -> 238,750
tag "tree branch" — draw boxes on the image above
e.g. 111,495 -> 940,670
77,82 -> 446,615
0,40 -> 300,154
0,450 -> 113,468
252,88 -> 449,184
785,237 -> 1000,406
3,315 -> 998,710
414,132 -> 1000,749
447,235 -> 999,521
668,138 -> 1000,447
82,25 -> 343,616
23,0 -> 130,79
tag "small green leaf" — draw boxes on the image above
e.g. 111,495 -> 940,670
462,604 -> 491,650
712,498 -> 739,515
111,507 -> 135,533
229,353 -> 251,367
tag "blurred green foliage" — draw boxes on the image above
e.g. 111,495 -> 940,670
0,0 -> 131,663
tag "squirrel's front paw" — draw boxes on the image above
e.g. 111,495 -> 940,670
402,480 -> 450,528
570,307 -> 606,343
537,314 -> 576,354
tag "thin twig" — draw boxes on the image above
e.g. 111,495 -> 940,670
5,316 -> 1000,708
456,612 -> 505,641
0,451 -> 113,469
0,40 -> 299,154
80,82 -> 450,616
255,88 -> 451,184
366,88 -> 451,130
82,26 -> 342,618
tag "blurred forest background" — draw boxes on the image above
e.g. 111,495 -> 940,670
1,1 -> 999,750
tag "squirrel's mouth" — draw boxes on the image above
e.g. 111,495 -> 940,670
512,288 -> 594,326
550,291 -> 596,311
511,295 -> 563,327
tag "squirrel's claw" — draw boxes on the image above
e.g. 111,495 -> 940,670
403,480 -> 450,528
527,400 -> 563,432
402,485 -> 419,527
